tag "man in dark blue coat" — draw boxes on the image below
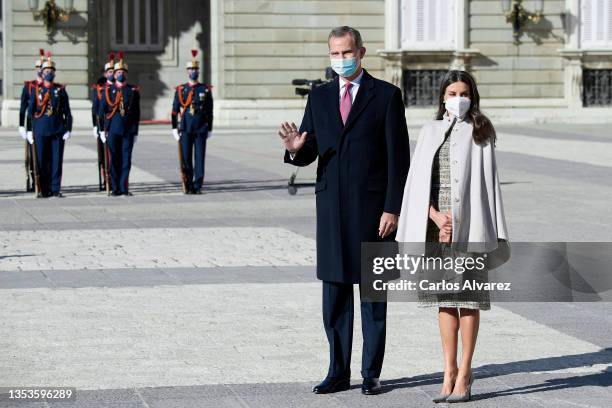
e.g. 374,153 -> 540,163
99,52 -> 141,196
19,49 -> 44,192
28,52 -> 73,198
279,26 -> 410,395
171,49 -> 214,194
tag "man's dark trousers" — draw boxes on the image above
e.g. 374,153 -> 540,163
323,282 -> 387,379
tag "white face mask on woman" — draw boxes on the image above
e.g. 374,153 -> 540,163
444,96 -> 471,119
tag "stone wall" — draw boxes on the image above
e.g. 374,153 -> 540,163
469,0 -> 565,100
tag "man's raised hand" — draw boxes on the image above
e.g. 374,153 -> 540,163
278,122 -> 307,154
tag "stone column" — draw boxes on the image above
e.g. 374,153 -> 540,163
379,51 -> 403,89
561,51 -> 584,108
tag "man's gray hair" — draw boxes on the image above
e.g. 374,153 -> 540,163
328,26 -> 363,49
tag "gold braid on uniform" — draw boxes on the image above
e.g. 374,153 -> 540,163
33,86 -> 51,119
104,86 -> 123,119
177,85 -> 194,112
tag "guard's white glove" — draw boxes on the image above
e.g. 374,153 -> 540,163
19,126 -> 27,140
207,131 -> 212,139
93,127 -> 99,138
172,128 -> 180,141
26,131 -> 34,145
100,132 -> 107,143
62,131 -> 71,141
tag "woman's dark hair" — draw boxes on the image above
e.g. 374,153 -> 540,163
435,70 -> 496,145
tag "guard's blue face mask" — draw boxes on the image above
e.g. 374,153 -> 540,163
189,70 -> 199,81
116,73 -> 126,83
43,72 -> 55,82
330,57 -> 359,78
106,72 -> 115,82
37,70 -> 43,78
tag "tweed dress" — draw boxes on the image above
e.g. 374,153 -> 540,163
420,117 -> 491,310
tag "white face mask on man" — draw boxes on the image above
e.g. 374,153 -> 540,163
444,96 -> 471,119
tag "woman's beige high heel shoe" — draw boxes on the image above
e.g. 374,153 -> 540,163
432,392 -> 451,403
447,374 -> 474,403
433,374 -> 456,403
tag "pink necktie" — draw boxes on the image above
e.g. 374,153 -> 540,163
340,82 -> 353,125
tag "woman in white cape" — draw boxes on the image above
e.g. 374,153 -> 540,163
395,70 -> 509,403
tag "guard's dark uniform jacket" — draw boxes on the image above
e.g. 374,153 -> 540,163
99,82 -> 140,194
100,83 -> 140,136
29,83 -> 72,137
171,82 -> 213,133
28,82 -> 73,195
91,79 -> 112,191
20,80 -> 40,131
171,82 -> 213,192
91,81 -> 111,129
20,79 -> 40,192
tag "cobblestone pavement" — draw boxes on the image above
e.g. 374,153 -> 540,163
0,124 -> 611,407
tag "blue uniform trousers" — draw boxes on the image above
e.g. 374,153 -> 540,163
107,132 -> 134,193
34,132 -> 64,195
180,131 -> 207,191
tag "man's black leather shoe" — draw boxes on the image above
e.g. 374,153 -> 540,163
111,191 -> 122,196
361,378 -> 382,395
312,377 -> 350,394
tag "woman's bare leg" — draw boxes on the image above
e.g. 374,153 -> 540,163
452,308 -> 480,395
438,307 -> 460,394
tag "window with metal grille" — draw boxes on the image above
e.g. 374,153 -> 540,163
403,70 -> 447,107
583,69 -> 612,106
110,0 -> 164,51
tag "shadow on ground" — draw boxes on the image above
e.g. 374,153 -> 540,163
382,348 -> 612,399
0,179 -> 315,198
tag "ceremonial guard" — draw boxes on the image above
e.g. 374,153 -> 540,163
99,52 -> 140,196
171,49 -> 213,194
91,52 -> 116,192
28,52 -> 73,198
19,49 -> 45,192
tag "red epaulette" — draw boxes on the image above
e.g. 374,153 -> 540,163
132,85 -> 140,92
54,83 -> 65,89
205,84 -> 213,90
